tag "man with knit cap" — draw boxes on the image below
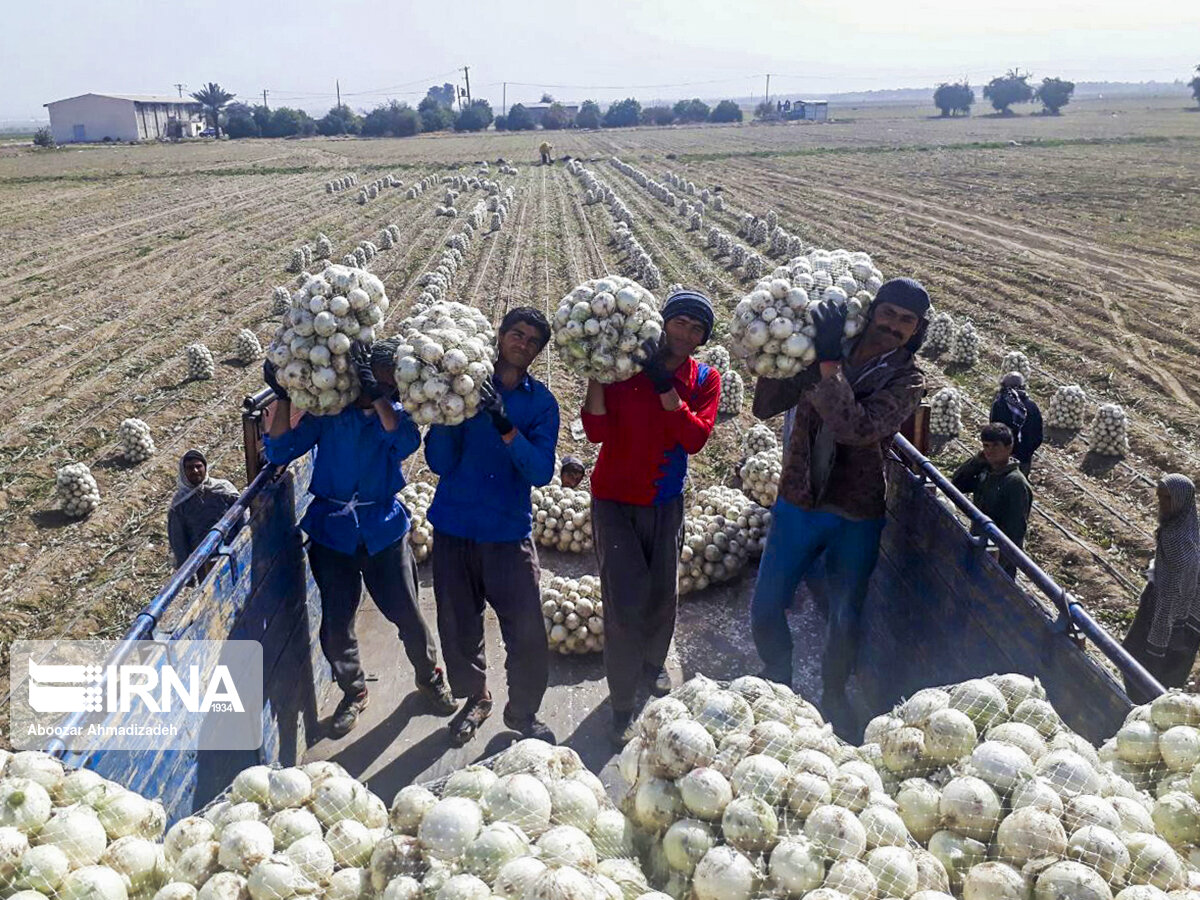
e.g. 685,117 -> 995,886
750,277 -> 930,737
582,289 -> 721,743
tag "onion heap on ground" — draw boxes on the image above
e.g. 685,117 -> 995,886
531,483 -> 593,554
1090,405 -> 1130,457
949,322 -> 980,367
1047,385 -> 1088,431
740,448 -> 782,508
552,277 -> 663,384
264,265 -> 389,415
315,234 -> 333,260
543,575 -> 604,654
729,251 -> 881,379
235,330 -> 263,365
744,424 -> 777,456
690,486 -> 771,559
679,509 -> 752,596
386,302 -> 495,427
185,344 -> 215,381
400,481 -> 435,563
56,462 -> 101,517
924,313 -> 954,356
863,673 -> 1197,900
272,287 -> 291,316
929,388 -> 964,439
117,418 -> 156,464
1001,352 -> 1032,382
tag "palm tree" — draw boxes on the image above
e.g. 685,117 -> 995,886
190,82 -> 235,137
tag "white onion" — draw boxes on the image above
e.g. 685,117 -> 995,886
769,838 -> 825,897
963,861 -> 1027,900
324,820 -> 375,868
928,830 -> 986,891
232,768 -> 271,806
1033,860 -> 1112,900
246,854 -> 315,900
58,865 -> 130,900
418,797 -> 483,860
198,872 -> 248,900
389,786 -> 437,835
484,775 -> 552,838
662,819 -> 714,875
692,846 -> 757,900
804,805 -> 867,862
995,806 -> 1067,865
536,825 -> 597,871
16,844 -> 71,893
0,778 -> 52,833
38,804 -> 109,867
896,779 -> 941,843
866,846 -> 918,898
677,768 -> 732,821
219,820 -> 275,874
494,857 -> 547,899
939,776 -> 1002,841
1068,825 -> 1130,884
825,859 -> 876,900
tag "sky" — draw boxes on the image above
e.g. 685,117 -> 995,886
3,0 -> 1197,121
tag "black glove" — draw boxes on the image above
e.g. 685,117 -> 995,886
479,379 -> 514,435
262,359 -> 289,401
632,338 -> 675,394
810,298 -> 849,362
350,341 -> 390,402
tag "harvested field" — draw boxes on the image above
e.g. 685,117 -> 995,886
1,96 -> 1198,668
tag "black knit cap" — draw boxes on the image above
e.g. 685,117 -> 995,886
370,337 -> 401,369
873,277 -> 931,318
661,289 -> 715,343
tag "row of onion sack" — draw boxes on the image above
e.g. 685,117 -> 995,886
0,737 -> 665,900
614,673 -> 1200,900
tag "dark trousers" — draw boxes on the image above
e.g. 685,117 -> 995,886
431,532 -> 548,718
307,537 -> 438,696
750,498 -> 885,693
592,496 -> 685,713
1122,582 -> 1200,704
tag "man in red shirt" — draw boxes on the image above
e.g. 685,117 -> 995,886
582,290 -> 721,743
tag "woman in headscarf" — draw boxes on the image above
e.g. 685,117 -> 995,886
990,372 -> 1043,475
1122,473 -> 1200,702
167,449 -> 240,568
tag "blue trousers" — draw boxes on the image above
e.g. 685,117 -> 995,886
750,499 -> 885,692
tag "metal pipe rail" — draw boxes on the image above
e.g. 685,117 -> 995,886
890,432 -> 1163,702
45,462 -> 282,760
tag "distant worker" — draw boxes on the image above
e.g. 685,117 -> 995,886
583,291 -> 721,744
560,455 -> 587,490
1122,474 -> 1200,702
951,422 -> 1033,577
168,449 -> 239,568
424,308 -> 560,747
990,372 -> 1043,475
539,141 -> 553,165
750,278 -> 930,737
262,345 -> 456,738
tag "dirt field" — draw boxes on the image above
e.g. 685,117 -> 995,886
2,96 -> 1198,659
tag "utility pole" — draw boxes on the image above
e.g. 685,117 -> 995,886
462,66 -> 471,104
764,74 -> 771,106
336,80 -> 341,108
502,82 -> 507,117
262,89 -> 269,112
174,83 -> 185,98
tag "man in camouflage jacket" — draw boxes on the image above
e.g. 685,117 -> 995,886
750,278 -> 929,735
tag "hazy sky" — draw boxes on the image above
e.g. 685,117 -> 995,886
3,0 -> 1196,120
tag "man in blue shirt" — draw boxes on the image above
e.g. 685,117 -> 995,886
263,344 -> 457,738
424,307 -> 560,746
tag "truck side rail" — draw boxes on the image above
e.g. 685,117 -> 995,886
889,432 -> 1163,703
45,461 -> 282,762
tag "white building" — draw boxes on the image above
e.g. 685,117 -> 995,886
44,93 -> 204,143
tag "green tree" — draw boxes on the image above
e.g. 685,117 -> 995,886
317,104 -> 362,136
575,100 -> 602,129
454,99 -> 494,132
754,100 -> 778,121
642,106 -> 675,126
542,102 -> 572,130
494,115 -> 509,131
252,105 -> 271,134
603,98 -> 641,128
673,98 -> 710,123
709,100 -> 743,123
506,103 -> 536,130
1035,77 -> 1075,115
32,127 -> 55,147
263,107 -> 314,138
223,102 -> 259,138
418,96 -> 455,132
425,83 -> 456,107
190,82 -> 235,137
540,92 -> 554,103
362,101 -> 421,137
983,69 -> 1034,114
933,82 -> 975,117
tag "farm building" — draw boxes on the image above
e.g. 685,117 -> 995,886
794,100 -> 829,121
522,102 -> 580,126
44,93 -> 204,143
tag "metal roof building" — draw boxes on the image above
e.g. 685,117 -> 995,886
44,93 -> 204,143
